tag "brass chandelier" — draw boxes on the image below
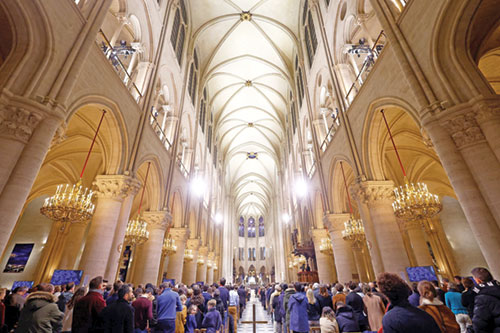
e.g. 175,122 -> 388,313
380,109 -> 442,222
339,161 -> 366,244
125,162 -> 151,246
319,238 -> 333,254
41,110 -> 106,223
162,234 -> 177,256
184,249 -> 194,262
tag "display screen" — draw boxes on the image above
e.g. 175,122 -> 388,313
50,270 -> 83,285
406,266 -> 438,282
12,281 -> 34,290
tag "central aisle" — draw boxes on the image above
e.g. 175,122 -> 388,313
237,292 -> 274,333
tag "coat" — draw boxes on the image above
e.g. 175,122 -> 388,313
175,305 -> 187,333
288,292 -> 309,332
445,290 -> 468,315
57,291 -> 73,313
335,305 -> 360,332
319,317 -> 339,333
132,296 -> 153,330
316,293 -> 333,312
201,308 -> 222,333
382,301 -> 441,333
185,314 -> 197,333
16,291 -> 63,333
72,290 -> 106,333
461,289 -> 476,319
283,288 -> 295,326
345,292 -> 368,330
100,299 -> 134,333
472,280 -> 500,333
307,300 -> 321,322
363,293 -> 385,331
408,292 -> 420,307
419,298 -> 459,333
272,292 -> 283,323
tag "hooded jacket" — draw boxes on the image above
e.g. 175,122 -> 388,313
472,280 -> 500,333
288,292 -> 309,332
335,305 -> 361,333
16,291 -> 63,333
382,300 -> 441,333
283,288 -> 296,326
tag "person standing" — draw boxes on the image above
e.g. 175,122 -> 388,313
316,286 -> 333,313
72,276 -> 107,333
0,288 -> 6,331
156,282 -> 183,333
202,300 -> 222,333
417,281 -> 459,333
362,286 -> 385,331
470,267 -> 500,333
16,283 -> 64,333
331,284 -> 345,311
460,277 -> 476,320
445,283 -> 472,333
271,286 -> 283,333
217,278 -> 229,329
334,302 -> 360,333
319,307 -> 339,333
57,283 -> 75,313
345,282 -> 369,331
101,285 -> 134,333
228,285 -> 239,333
454,276 -> 465,293
175,295 -> 187,333
237,285 -> 246,319
283,283 -> 295,333
61,287 -> 87,333
288,283 -> 309,333
377,272 -> 441,333
132,288 -> 153,333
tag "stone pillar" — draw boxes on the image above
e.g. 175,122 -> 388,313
352,244 -> 369,282
58,221 -> 90,269
404,221 -> 433,267
323,214 -> 357,283
0,112 -> 61,257
196,246 -> 209,283
423,119 -> 500,277
351,181 -> 410,275
182,238 -> 200,285
311,228 -> 337,283
78,175 -> 133,279
475,101 -> 500,168
206,251 -> 215,285
135,211 -> 171,284
104,177 -> 141,281
166,228 -> 189,284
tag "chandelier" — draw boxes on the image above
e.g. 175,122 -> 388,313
339,161 -> 366,244
197,257 -> 205,266
41,110 -> 106,223
162,235 -> 177,256
319,238 -> 333,254
184,249 -> 194,262
213,262 -> 218,271
381,109 -> 442,222
125,162 -> 151,246
342,218 -> 366,243
207,260 -> 213,268
125,217 -> 149,246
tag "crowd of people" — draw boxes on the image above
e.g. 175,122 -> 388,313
0,266 -> 499,333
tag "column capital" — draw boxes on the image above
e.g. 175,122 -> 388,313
350,180 -> 395,204
143,210 -> 171,231
323,213 -> 350,233
475,99 -> 500,123
198,246 -> 209,256
0,106 -> 43,143
186,238 -> 201,250
93,175 -> 142,200
208,251 -> 215,260
442,112 -> 485,149
169,227 -> 190,242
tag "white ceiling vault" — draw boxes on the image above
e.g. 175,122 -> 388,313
189,0 -> 300,218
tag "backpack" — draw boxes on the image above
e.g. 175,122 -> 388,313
420,304 -> 460,333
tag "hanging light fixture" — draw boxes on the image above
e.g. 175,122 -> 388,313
380,109 -> 442,222
41,110 -> 107,223
184,249 -> 194,262
162,234 -> 177,256
124,162 -> 151,246
339,161 -> 366,243
319,238 -> 333,254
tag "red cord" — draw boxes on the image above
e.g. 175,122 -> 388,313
340,161 -> 354,215
80,110 -> 107,179
380,109 -> 407,177
137,162 -> 151,215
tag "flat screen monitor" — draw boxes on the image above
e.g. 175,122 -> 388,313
50,270 -> 83,285
406,266 -> 438,282
12,281 -> 34,290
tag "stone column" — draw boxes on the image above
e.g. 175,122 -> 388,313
104,177 -> 141,281
166,228 -> 189,284
351,181 -> 410,275
206,251 -> 215,285
323,214 -> 357,283
475,101 -> 500,166
78,175 -> 132,279
135,211 -> 171,284
311,228 -> 337,283
352,244 -> 369,282
196,246 -> 209,283
423,119 -> 500,277
404,221 -> 433,267
58,221 -> 90,269
182,238 -> 200,285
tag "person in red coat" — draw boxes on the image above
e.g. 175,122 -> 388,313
72,276 -> 106,333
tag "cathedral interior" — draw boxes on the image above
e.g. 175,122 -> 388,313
0,0 -> 499,288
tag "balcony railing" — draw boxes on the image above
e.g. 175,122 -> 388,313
149,107 -> 172,150
319,30 -> 385,152
96,30 -> 142,102
177,158 -> 189,178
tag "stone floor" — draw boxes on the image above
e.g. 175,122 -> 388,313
237,295 -> 274,333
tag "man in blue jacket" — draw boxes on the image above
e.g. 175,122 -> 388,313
156,282 -> 183,333
287,283 -> 309,333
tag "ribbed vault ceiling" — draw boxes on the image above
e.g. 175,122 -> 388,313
191,0 -> 299,217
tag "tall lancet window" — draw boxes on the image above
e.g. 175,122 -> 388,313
238,216 -> 245,237
170,0 -> 188,65
258,216 -> 265,237
248,217 -> 256,238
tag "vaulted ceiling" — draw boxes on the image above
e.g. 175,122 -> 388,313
190,0 -> 300,218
